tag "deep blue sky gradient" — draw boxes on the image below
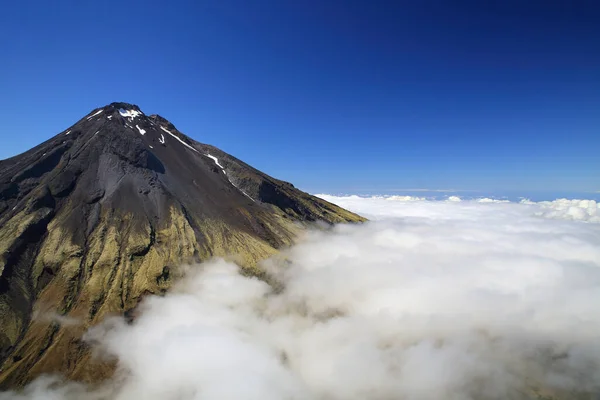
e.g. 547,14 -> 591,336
1,0 -> 599,194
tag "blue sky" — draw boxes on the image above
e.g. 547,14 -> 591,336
1,0 -> 599,194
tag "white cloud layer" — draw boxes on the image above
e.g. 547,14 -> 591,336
528,198 -> 599,223
316,194 -> 599,223
2,195 -> 600,399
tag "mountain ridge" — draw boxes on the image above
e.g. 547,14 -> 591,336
0,102 -> 365,388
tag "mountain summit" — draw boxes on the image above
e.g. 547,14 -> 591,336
0,103 -> 364,388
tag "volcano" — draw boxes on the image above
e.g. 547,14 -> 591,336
0,102 -> 365,388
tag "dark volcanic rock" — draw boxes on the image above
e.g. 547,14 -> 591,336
0,102 -> 365,389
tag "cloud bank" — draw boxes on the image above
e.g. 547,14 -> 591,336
2,195 -> 600,399
316,194 -> 599,223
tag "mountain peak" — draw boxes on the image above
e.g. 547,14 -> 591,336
73,102 -> 187,148
106,101 -> 143,112
80,103 -> 178,134
0,104 -> 365,387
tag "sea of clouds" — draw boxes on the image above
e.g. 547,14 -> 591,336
2,195 -> 600,400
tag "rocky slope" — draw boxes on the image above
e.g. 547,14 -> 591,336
0,102 -> 365,388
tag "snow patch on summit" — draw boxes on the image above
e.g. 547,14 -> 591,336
230,179 -> 255,202
87,110 -> 103,119
119,109 -> 143,119
160,126 -> 199,153
136,125 -> 146,135
206,154 -> 224,169
205,153 -> 255,202
86,109 -> 103,120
